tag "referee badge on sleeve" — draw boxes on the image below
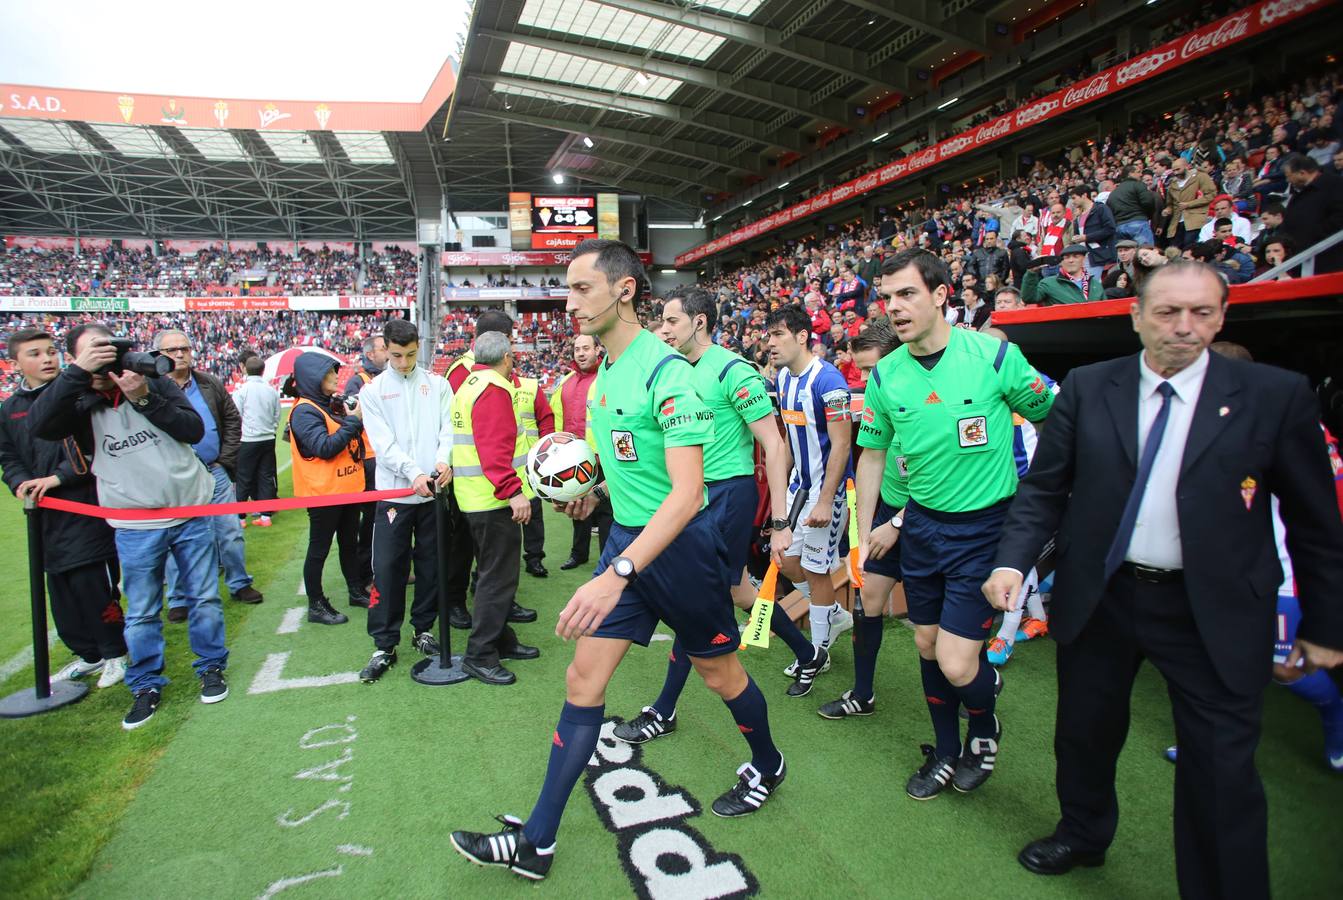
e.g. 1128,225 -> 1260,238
957,416 -> 988,448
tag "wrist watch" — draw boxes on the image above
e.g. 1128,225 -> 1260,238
770,517 -> 789,531
130,393 -> 150,408
611,555 -> 638,584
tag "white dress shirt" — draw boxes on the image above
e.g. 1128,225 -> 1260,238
1125,349 -> 1209,569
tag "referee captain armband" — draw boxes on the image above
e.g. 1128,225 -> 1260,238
740,566 -> 778,650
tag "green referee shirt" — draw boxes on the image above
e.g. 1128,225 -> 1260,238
857,327 -> 1053,513
690,343 -> 772,483
857,385 -> 910,508
881,434 -> 911,509
592,329 -> 714,526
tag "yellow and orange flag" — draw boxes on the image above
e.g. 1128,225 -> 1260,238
740,565 -> 777,649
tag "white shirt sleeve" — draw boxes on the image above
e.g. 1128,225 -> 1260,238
362,388 -> 423,482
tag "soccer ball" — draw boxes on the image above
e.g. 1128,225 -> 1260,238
526,431 -> 599,503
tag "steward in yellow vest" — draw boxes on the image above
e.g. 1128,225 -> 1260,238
447,332 -> 540,684
288,352 -> 369,624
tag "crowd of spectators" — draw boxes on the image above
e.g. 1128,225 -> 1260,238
0,245 -> 419,297
689,68 -> 1343,378
0,310 -> 398,400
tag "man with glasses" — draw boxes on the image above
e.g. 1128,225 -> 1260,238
154,329 -> 263,622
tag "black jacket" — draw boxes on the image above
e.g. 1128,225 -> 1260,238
1104,177 -> 1158,224
993,352 -> 1343,697
290,353 -> 363,462
1282,171 -> 1343,273
968,245 -> 1010,283
183,369 -> 241,477
1078,201 -> 1118,267
0,381 -> 116,572
343,356 -> 382,399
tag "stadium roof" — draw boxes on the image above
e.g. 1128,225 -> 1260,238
0,0 -> 1166,239
444,0 -> 1028,217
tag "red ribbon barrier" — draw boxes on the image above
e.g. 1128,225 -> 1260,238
37,487 -> 416,521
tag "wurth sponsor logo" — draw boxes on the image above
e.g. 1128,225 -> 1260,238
974,117 -> 1013,144
1015,99 -> 1059,126
1118,50 -> 1176,84
1181,13 -> 1250,58
1063,74 -> 1111,109
1260,0 -> 1322,25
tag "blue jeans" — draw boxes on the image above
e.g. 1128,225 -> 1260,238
167,464 -> 251,608
118,516 -> 227,694
1115,219 -> 1154,247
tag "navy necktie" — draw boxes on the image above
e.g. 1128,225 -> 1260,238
1104,381 -> 1175,580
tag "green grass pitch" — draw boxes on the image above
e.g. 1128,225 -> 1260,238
0,447 -> 1340,898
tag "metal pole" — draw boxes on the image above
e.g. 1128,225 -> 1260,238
0,499 -> 88,717
29,501 -> 50,700
410,486 -> 468,685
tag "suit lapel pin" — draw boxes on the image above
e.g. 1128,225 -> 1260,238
1240,476 -> 1257,510
1218,406 -> 1230,417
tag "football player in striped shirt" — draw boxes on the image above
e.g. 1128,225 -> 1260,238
766,304 -> 854,697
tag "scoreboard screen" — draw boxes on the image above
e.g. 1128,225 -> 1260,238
530,195 -> 596,249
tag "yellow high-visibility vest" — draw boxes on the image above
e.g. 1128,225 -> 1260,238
517,375 -> 540,449
450,368 -> 534,512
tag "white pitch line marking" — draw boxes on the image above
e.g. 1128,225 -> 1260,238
277,607 -> 307,635
0,630 -> 57,682
247,652 -> 362,695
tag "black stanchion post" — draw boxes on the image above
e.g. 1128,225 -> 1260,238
411,485 -> 468,686
0,499 -> 88,717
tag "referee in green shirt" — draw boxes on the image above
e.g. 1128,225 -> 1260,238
452,241 -> 787,882
614,285 -> 818,743
858,248 -> 1054,800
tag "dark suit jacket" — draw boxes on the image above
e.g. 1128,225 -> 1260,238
994,351 -> 1343,696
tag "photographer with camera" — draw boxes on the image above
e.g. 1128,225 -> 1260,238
0,328 -> 127,688
153,330 -> 264,623
29,323 -> 229,731
287,352 -> 369,625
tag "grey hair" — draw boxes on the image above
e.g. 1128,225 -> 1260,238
473,331 -> 512,366
151,328 -> 190,350
362,335 -> 384,355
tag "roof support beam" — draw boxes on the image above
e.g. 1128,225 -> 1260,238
472,74 -> 802,152
845,0 -> 992,54
460,106 -> 759,174
478,29 -> 849,126
593,0 -> 909,93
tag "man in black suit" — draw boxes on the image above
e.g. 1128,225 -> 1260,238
982,260 -> 1343,899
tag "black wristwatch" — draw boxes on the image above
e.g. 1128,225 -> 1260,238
611,556 -> 638,583
770,517 -> 789,531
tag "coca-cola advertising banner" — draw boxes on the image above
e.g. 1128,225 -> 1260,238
676,0 -> 1331,267
440,250 -> 654,267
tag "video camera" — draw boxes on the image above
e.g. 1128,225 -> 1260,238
98,339 -> 173,378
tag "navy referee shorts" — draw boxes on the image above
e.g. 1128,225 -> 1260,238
862,499 -> 903,581
591,510 -> 739,657
899,498 -> 1009,641
707,474 -> 758,582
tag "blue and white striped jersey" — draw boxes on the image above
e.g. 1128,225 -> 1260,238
776,356 -> 852,496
